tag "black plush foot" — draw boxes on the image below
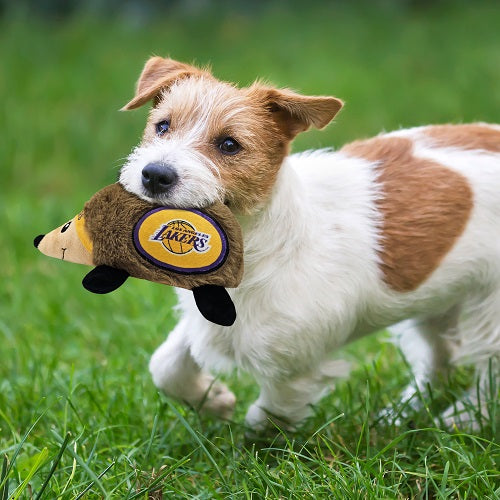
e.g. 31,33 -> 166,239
192,285 -> 237,326
82,265 -> 130,294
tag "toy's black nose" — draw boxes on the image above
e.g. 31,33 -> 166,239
34,234 -> 45,248
142,162 -> 178,195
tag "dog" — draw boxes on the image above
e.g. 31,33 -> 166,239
119,56 -> 499,431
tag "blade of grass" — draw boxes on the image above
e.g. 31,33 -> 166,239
439,460 -> 450,497
34,432 -> 71,500
0,409 -> 21,443
307,412 -> 345,441
1,455 -> 9,500
74,460 -> 116,500
58,441 -> 78,499
51,430 -> 107,497
164,399 -> 228,488
126,454 -> 193,500
0,410 -> 47,492
144,401 -> 163,460
11,448 -> 49,500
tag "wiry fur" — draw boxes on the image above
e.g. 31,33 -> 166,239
120,57 -> 499,431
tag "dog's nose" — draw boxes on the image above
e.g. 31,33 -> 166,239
142,163 -> 178,194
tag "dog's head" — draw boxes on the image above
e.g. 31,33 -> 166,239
119,57 -> 343,213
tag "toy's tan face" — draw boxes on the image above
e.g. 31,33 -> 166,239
35,213 -> 94,266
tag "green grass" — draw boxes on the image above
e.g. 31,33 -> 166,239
1,1 -> 499,498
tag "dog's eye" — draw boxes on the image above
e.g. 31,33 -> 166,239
155,120 -> 170,136
218,137 -> 241,155
61,221 -> 72,233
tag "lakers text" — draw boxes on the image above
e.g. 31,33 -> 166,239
151,220 -> 211,255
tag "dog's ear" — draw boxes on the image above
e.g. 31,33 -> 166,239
121,57 -> 207,110
250,84 -> 343,139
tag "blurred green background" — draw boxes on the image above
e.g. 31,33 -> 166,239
0,1 -> 499,497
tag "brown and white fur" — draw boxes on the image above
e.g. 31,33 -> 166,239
119,57 -> 500,430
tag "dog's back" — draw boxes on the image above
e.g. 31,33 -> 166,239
342,123 -> 500,299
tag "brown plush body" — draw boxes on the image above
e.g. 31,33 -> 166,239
35,183 -> 244,325
86,184 -> 243,288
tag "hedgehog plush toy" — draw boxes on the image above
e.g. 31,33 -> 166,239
34,183 -> 244,326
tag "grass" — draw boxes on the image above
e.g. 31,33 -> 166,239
1,1 -> 499,497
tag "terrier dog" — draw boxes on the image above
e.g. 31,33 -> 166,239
119,56 -> 499,431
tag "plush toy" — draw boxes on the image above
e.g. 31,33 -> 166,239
34,183 -> 244,326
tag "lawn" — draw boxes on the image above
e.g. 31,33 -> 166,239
1,1 -> 499,498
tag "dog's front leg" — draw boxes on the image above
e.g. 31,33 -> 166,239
149,318 -> 236,419
245,383 -> 311,432
245,359 -> 349,432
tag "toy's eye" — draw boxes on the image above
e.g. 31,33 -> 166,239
218,137 -> 241,155
61,221 -> 72,233
155,120 -> 170,136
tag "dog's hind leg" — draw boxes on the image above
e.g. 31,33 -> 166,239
389,307 -> 459,414
441,286 -> 500,430
149,318 -> 236,419
442,358 -> 499,430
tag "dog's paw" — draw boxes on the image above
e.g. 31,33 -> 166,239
245,403 -> 296,433
197,380 -> 236,420
245,403 -> 269,432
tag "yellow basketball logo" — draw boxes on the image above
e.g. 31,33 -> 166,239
158,219 -> 199,255
133,208 -> 227,274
